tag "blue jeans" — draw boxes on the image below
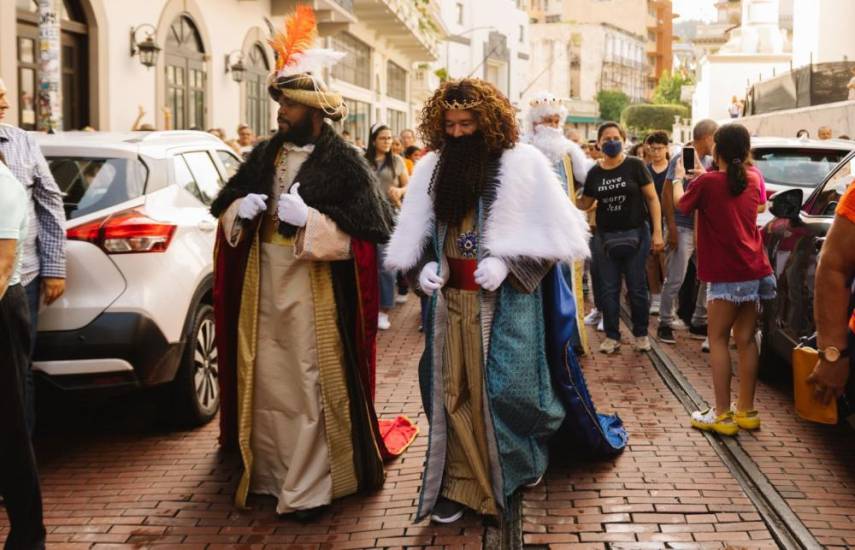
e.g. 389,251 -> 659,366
588,234 -> 604,312
23,278 -> 39,437
376,244 -> 396,310
592,225 -> 651,341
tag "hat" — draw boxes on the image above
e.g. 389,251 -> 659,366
524,91 -> 568,136
267,6 -> 348,121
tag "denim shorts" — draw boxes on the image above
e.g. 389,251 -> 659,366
707,274 -> 777,303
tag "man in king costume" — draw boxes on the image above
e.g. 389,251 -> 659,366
210,6 -> 415,519
385,79 -> 591,523
522,91 -> 595,355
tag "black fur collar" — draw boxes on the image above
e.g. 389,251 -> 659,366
211,124 -> 393,243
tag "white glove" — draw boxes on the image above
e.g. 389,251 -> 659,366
474,257 -> 508,292
277,183 -> 309,227
419,261 -> 446,297
237,193 -> 268,220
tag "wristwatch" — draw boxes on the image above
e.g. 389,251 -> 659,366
818,346 -> 850,362
672,178 -> 683,186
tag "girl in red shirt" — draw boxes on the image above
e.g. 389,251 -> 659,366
672,124 -> 775,436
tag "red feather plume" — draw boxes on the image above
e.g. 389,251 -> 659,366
269,5 -> 318,73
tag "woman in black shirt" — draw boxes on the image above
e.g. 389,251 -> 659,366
577,122 -> 664,354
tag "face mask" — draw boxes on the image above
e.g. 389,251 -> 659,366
602,140 -> 623,158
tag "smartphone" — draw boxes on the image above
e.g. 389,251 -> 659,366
682,146 -> 696,172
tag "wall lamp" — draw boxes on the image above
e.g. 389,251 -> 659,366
130,24 -> 161,69
225,51 -> 247,83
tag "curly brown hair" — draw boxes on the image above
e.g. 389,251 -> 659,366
418,78 -> 519,154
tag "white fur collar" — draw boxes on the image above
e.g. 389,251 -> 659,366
385,143 -> 591,272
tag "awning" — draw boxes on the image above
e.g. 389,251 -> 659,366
566,115 -> 600,124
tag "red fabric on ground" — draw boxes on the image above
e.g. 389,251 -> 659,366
378,417 -> 419,458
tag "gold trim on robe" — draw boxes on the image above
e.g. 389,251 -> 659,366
562,155 -> 590,355
309,261 -> 359,498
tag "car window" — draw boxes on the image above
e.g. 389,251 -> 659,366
173,155 -> 204,203
216,150 -> 241,180
181,151 -> 223,206
810,156 -> 855,216
752,148 -> 850,188
47,157 -> 147,220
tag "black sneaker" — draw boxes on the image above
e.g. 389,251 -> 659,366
657,325 -> 676,344
291,505 -> 329,523
431,497 -> 466,524
689,324 -> 708,340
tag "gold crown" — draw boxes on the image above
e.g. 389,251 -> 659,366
440,98 -> 483,110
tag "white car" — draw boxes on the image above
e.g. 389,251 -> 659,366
751,137 -> 854,226
33,131 -> 242,426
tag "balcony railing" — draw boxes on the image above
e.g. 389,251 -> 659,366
352,0 -> 446,61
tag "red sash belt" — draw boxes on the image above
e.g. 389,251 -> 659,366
446,257 -> 480,291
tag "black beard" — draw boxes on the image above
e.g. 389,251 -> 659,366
281,114 -> 315,146
431,132 -> 488,226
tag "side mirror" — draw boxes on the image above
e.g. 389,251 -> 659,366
769,188 -> 803,221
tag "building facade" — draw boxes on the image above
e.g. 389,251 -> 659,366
411,0 -> 530,117
558,0 -> 675,98
0,0 -> 443,143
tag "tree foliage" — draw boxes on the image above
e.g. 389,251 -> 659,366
596,90 -> 631,123
621,103 -> 690,132
652,70 -> 693,106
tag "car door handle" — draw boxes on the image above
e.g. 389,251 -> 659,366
197,220 -> 216,232
813,237 -> 825,252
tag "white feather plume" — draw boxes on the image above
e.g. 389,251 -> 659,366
277,48 -> 346,78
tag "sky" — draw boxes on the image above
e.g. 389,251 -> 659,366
672,0 -> 718,23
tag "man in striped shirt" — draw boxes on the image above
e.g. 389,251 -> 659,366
0,78 -> 67,436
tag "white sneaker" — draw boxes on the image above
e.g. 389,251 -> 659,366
701,337 -> 709,353
599,337 -> 621,354
649,295 -> 661,315
378,312 -> 391,331
671,318 -> 689,331
597,318 -> 604,332
584,308 -> 601,325
634,336 -> 652,352
395,294 -> 408,304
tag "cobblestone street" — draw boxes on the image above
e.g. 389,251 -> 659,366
2,296 -> 854,549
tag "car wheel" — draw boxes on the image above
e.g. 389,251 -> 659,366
171,303 -> 219,427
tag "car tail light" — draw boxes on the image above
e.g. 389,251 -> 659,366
67,209 -> 176,254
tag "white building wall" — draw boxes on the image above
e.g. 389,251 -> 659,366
522,23 -> 573,105
692,53 -> 790,122
434,0 -> 530,105
1,0 -> 433,138
791,0 -> 855,68
100,0 -> 277,134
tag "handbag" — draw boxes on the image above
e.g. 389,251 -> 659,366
792,344 -> 838,425
601,228 -> 641,260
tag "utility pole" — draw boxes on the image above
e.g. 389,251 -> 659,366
37,0 -> 62,132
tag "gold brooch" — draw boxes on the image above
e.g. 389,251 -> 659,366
440,98 -> 483,110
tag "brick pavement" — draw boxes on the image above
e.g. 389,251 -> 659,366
3,294 -> 853,549
522,321 -> 779,550
655,328 -> 855,549
0,296 -> 485,550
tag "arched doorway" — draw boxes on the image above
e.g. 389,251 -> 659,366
165,15 -> 206,130
245,43 -> 270,137
15,0 -> 90,130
